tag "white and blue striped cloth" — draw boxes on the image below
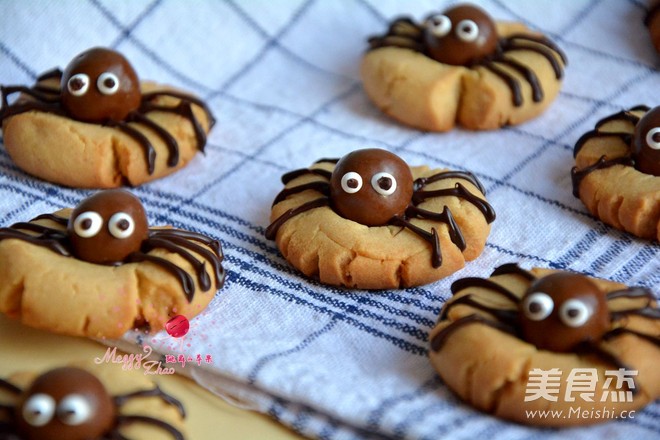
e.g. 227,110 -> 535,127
1,1 -> 658,439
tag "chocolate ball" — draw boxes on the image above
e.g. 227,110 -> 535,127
61,47 -> 141,122
329,149 -> 413,226
68,189 -> 149,265
15,367 -> 116,440
423,4 -> 498,66
519,273 -> 611,352
632,106 -> 660,176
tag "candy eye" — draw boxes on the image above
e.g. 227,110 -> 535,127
371,172 -> 397,196
97,72 -> 120,95
108,212 -> 135,239
455,19 -> 479,42
67,73 -> 90,96
426,14 -> 451,38
645,127 -> 660,150
22,394 -> 55,427
73,211 -> 103,238
57,394 -> 92,426
559,299 -> 592,327
341,172 -> 363,194
522,292 -> 554,321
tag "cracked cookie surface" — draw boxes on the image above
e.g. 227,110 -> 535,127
571,105 -> 660,240
267,151 -> 493,289
2,81 -> 211,188
362,21 -> 565,131
429,265 -> 660,426
0,199 -> 223,338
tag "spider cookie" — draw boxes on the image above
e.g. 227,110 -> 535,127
266,148 -> 495,289
0,362 -> 186,439
362,3 -> 567,131
429,263 -> 660,427
0,190 -> 225,338
0,47 -> 215,188
571,105 -> 660,240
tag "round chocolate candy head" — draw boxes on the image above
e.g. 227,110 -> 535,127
61,47 -> 141,122
632,106 -> 660,176
329,148 -> 413,226
15,367 -> 116,440
68,189 -> 149,265
519,273 -> 611,352
422,4 -> 498,66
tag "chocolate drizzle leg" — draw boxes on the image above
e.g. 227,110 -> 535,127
115,385 -> 185,418
128,111 -> 180,167
497,56 -> 543,102
571,155 -> 633,197
116,415 -> 184,440
405,205 -> 466,251
572,105 -> 660,200
477,59 -> 523,106
450,277 -> 520,303
603,327 -> 660,347
0,226 -> 70,256
127,227 -> 225,302
142,238 -> 212,291
573,131 -> 631,157
265,198 -> 330,240
501,35 -> 566,79
413,182 -> 496,223
490,262 -> 536,280
438,294 -> 518,322
431,314 -> 517,351
149,231 -> 225,287
281,168 -> 332,184
0,379 -> 20,395
390,216 -> 442,267
272,181 -> 330,206
125,253 -> 196,302
105,119 -> 158,174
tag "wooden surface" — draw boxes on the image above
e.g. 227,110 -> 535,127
0,314 -> 302,440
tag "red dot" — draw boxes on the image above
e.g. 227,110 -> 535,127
165,315 -> 190,338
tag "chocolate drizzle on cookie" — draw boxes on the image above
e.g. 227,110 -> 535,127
0,190 -> 225,303
571,105 -> 660,196
645,3 -> 660,53
266,148 -> 495,269
0,47 -> 215,175
367,4 -> 567,107
571,156 -> 634,197
0,367 -> 186,440
431,263 -> 660,391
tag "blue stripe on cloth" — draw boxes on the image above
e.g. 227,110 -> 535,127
191,81 -> 361,198
219,0 -> 352,94
555,0 -> 601,37
87,0 -> 214,93
366,376 -> 442,430
490,0 -> 658,71
107,0 -> 164,49
247,316 -> 339,384
0,41 -> 38,78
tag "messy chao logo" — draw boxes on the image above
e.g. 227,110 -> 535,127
95,345 -> 175,375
